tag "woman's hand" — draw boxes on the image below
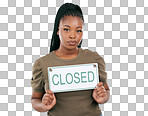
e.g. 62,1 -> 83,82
92,82 -> 110,104
42,90 -> 56,111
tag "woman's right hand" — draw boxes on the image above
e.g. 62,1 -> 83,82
42,90 -> 56,111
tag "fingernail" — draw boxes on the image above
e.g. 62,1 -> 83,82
95,86 -> 98,89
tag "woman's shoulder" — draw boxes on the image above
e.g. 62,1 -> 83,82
33,52 -> 54,64
81,48 -> 101,58
82,49 -> 99,55
81,48 -> 95,54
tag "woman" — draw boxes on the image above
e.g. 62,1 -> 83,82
31,3 -> 110,116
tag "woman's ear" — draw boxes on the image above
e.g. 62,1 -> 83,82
57,27 -> 59,35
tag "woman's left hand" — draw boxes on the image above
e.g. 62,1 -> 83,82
92,82 -> 108,104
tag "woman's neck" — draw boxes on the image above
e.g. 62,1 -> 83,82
54,47 -> 79,59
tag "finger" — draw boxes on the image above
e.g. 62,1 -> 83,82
49,98 -> 52,103
96,86 -> 105,92
46,100 -> 52,105
48,95 -> 54,102
47,94 -> 53,98
43,97 -> 53,105
97,89 -> 106,96
96,82 -> 103,88
98,88 -> 106,93
46,90 -> 54,94
43,93 -> 53,98
43,96 -> 53,101
98,93 -> 106,97
44,93 -> 54,100
47,101 -> 51,106
42,99 -> 49,105
44,94 -> 52,98
50,95 -> 54,100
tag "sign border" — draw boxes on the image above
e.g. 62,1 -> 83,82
47,63 -> 99,93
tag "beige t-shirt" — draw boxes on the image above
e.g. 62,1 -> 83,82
31,48 -> 107,116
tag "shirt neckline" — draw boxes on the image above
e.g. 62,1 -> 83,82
52,48 -> 82,62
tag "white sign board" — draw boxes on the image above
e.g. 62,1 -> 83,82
47,63 -> 99,93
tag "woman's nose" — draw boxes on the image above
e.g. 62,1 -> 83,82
69,31 -> 76,39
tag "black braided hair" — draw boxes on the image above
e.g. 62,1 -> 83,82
49,3 -> 84,53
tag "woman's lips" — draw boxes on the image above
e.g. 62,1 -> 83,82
67,41 -> 77,46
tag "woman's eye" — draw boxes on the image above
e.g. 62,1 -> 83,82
77,30 -> 82,33
63,28 -> 69,32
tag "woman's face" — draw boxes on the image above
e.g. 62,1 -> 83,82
57,16 -> 83,50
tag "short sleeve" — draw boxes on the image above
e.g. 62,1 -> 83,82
31,59 -> 45,93
94,52 -> 107,85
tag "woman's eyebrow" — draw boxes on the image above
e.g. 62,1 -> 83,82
64,25 -> 82,28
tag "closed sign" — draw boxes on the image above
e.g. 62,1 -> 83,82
47,63 -> 99,93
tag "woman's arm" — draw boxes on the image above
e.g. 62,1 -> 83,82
31,91 -> 46,112
103,83 -> 110,103
31,90 -> 56,112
